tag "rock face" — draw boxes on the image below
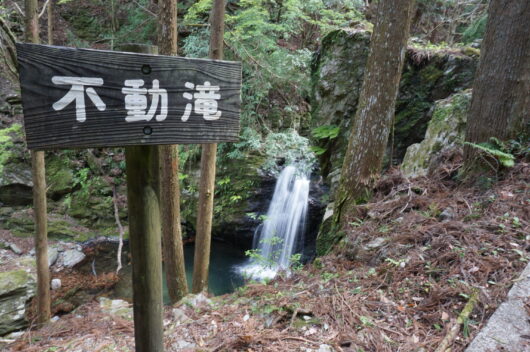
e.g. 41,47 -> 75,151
183,153 -> 326,256
0,124 -> 33,206
62,249 -> 86,268
311,29 -> 477,198
0,269 -> 35,336
310,29 -> 371,196
401,90 -> 471,177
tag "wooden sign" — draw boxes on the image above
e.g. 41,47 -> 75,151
16,43 -> 242,150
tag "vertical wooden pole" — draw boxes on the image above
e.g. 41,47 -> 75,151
158,0 -> 188,303
191,0 -> 226,294
121,44 -> 164,352
25,0 -> 51,326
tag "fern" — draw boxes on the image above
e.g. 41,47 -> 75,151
311,125 -> 340,139
464,141 -> 515,168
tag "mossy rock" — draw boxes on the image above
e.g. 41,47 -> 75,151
315,213 -> 343,256
401,90 -> 472,177
310,29 -> 478,200
45,155 -> 74,200
181,153 -> 271,248
4,208 -> 97,242
0,124 -> 32,206
310,29 -> 371,187
0,269 -> 36,336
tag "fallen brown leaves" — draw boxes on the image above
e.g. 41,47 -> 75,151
4,159 -> 529,352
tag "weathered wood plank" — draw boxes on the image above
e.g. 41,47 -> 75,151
16,43 -> 241,149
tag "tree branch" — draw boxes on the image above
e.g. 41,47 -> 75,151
38,0 -> 50,19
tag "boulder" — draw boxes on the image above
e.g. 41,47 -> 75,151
0,124 -> 33,206
61,249 -> 86,268
48,247 -> 59,267
98,297 -> 133,320
310,29 -> 477,199
401,90 -> 471,177
0,269 -> 36,336
4,208 -> 97,242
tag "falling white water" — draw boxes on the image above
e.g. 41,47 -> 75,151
240,166 -> 310,280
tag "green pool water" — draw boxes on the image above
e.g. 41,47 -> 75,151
111,241 -> 247,303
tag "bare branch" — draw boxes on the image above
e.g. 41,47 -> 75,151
38,0 -> 50,19
113,185 -> 125,274
132,0 -> 156,17
12,1 -> 25,16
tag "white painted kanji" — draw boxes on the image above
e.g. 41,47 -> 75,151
122,79 -> 168,122
181,81 -> 222,121
51,76 -> 106,122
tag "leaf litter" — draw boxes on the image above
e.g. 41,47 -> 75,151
4,156 -> 529,352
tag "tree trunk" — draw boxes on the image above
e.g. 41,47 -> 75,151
464,0 -> 530,165
333,0 -> 415,230
47,0 -> 53,45
25,0 -> 51,326
191,0 -> 226,294
158,0 -> 188,304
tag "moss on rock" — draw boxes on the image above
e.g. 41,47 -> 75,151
45,155 -> 74,199
401,90 -> 472,177
310,29 -> 478,200
0,269 -> 36,335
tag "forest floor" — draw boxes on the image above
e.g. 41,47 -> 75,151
3,152 -> 529,352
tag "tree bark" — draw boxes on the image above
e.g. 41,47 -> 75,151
464,0 -> 530,165
47,0 -> 53,45
158,0 -> 188,304
191,0 -> 226,294
333,0 -> 415,230
25,0 -> 51,326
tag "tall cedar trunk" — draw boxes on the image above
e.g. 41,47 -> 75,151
158,0 -> 188,303
25,0 -> 51,326
333,0 -> 415,229
464,0 -> 530,166
191,0 -> 225,294
47,0 -> 52,45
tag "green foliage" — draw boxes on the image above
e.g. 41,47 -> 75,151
113,0 -> 156,45
461,15 -> 487,44
321,271 -> 338,282
261,130 -> 316,174
311,125 -> 340,140
464,139 -> 515,168
0,124 -> 22,176
182,0 -> 362,165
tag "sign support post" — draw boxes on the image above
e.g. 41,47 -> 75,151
120,44 -> 164,352
126,145 -> 163,352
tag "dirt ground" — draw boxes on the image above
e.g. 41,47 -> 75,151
3,157 -> 529,352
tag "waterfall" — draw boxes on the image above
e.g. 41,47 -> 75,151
240,165 -> 310,280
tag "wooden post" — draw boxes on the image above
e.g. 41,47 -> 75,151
191,0 -> 226,294
121,44 -> 164,352
158,0 -> 188,303
25,0 -> 51,326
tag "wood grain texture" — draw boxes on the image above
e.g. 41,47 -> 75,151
125,145 -> 163,352
16,43 -> 241,149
